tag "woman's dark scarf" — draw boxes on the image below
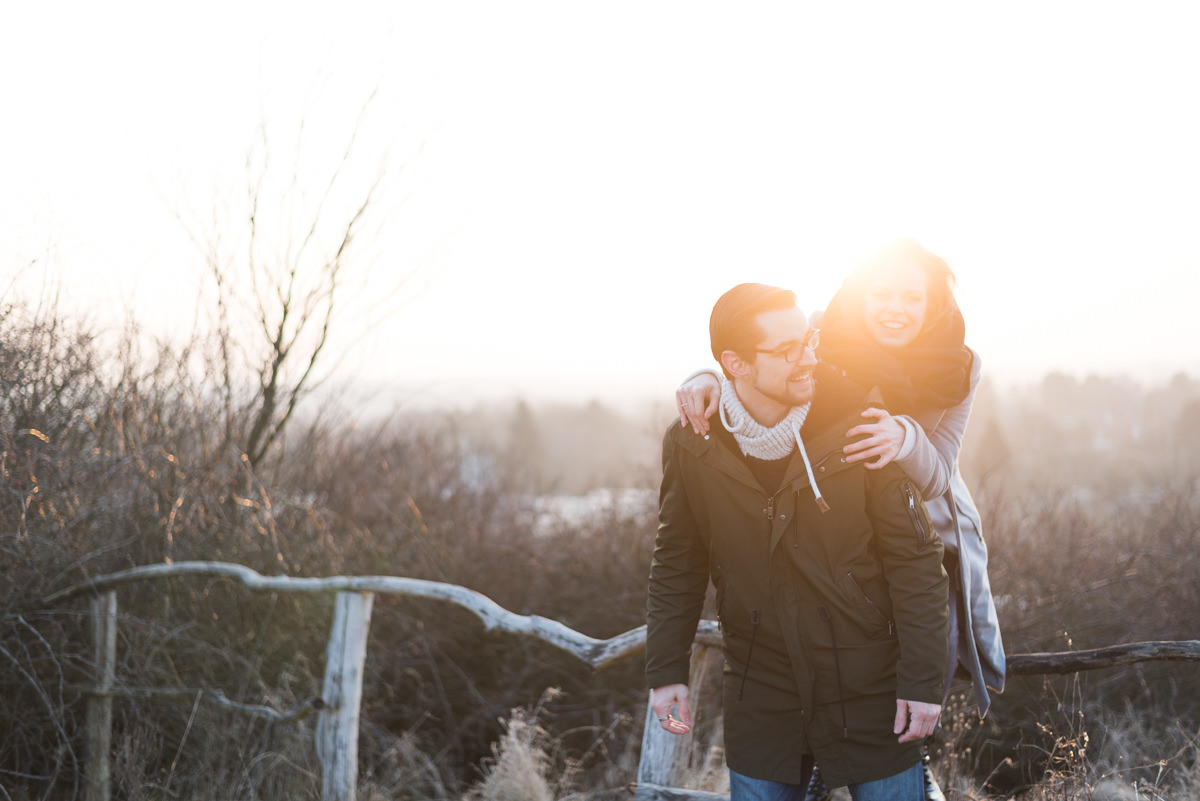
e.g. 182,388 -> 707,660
817,289 -> 973,416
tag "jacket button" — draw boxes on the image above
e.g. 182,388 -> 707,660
779,514 -> 786,520
819,466 -> 825,472
703,435 -> 710,441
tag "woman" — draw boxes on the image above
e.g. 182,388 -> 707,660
676,239 -> 1005,799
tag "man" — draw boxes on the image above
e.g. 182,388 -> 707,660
646,283 -> 949,800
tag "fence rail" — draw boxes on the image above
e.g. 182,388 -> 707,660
42,561 -> 1200,801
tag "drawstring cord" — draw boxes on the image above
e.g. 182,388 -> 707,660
820,605 -> 849,739
790,418 -> 829,513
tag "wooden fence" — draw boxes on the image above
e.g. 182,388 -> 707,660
43,561 -> 1200,801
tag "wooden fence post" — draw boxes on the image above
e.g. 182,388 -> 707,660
637,643 -> 722,798
84,591 -> 118,801
316,591 -> 374,801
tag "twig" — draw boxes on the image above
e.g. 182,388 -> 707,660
167,691 -> 203,782
62,684 -> 325,724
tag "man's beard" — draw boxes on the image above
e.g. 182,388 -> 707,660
756,374 -> 815,409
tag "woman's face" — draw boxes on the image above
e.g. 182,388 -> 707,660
863,261 -> 928,348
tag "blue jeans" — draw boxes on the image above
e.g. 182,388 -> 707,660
729,760 -> 924,801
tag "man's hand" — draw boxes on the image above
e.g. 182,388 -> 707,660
894,698 -> 941,743
650,684 -> 693,735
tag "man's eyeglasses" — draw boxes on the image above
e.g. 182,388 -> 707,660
754,329 -> 820,364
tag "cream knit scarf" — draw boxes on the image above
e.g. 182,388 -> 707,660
719,377 -> 829,511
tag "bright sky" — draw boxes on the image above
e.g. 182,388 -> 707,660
4,2 -> 1199,409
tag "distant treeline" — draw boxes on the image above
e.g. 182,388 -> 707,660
436,368 -> 1200,498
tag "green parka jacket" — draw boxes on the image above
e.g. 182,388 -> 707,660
645,367 -> 949,788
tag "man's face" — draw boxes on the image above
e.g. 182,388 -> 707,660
741,305 -> 819,412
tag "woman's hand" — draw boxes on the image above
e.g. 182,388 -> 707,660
843,407 -> 906,469
675,372 -> 721,436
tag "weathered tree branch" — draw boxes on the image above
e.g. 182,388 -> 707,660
43,561 -> 720,671
1005,641 -> 1200,675
633,783 -> 730,801
42,562 -> 1200,675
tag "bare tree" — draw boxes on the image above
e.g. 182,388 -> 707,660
178,89 -> 419,470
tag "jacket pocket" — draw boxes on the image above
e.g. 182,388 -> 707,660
901,481 -> 933,546
841,570 -> 895,640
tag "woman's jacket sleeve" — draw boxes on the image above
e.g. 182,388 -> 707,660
895,353 -> 981,500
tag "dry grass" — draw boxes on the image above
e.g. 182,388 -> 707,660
464,707 -> 557,801
921,681 -> 1200,801
461,688 -> 635,801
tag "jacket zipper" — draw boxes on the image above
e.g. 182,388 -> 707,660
819,605 -> 849,739
737,608 -> 761,701
845,572 -> 895,636
742,491 -> 777,699
901,482 -> 928,545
